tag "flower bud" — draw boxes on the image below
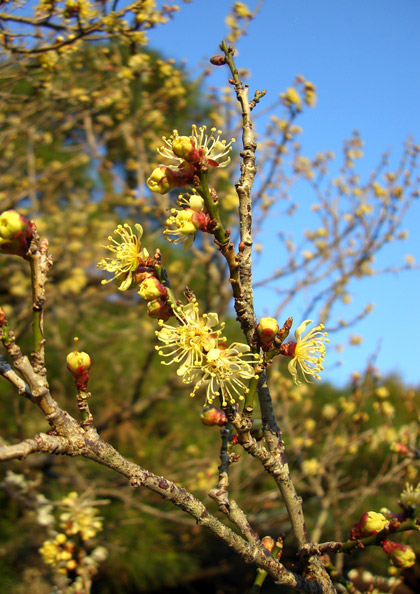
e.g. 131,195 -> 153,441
147,166 -> 177,194
147,298 -> 173,321
350,511 -> 389,539
66,338 -> 92,391
210,55 -> 227,66
261,536 -> 275,552
138,277 -> 168,302
200,405 -> 227,426
381,540 -> 416,568
257,317 -> 279,347
0,306 -> 7,327
0,210 -> 33,258
172,136 -> 196,161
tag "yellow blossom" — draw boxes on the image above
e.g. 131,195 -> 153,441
183,342 -> 258,406
286,320 -> 329,385
157,125 -> 235,168
155,302 -> 258,405
97,224 -> 148,291
163,208 -> 206,249
156,301 -> 223,377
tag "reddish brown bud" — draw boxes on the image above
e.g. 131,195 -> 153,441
261,536 -> 275,552
0,307 -> 7,327
147,298 -> 173,321
200,405 -> 228,426
210,55 -> 227,66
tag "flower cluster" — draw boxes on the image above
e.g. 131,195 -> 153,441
280,320 -> 328,384
156,301 -> 258,406
40,533 -> 77,572
59,491 -> 103,541
39,490 -> 107,583
147,125 -> 235,194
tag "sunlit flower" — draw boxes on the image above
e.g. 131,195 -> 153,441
156,301 -> 224,376
156,302 -> 258,404
282,320 -> 328,384
183,342 -> 258,406
163,208 -> 209,249
157,125 -> 235,168
97,223 -> 148,291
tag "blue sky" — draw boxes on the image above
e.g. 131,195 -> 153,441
147,0 -> 420,387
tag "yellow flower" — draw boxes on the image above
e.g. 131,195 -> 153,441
157,125 -> 235,168
155,302 -> 258,405
183,343 -> 258,406
284,320 -> 328,384
97,224 -> 148,291
156,301 -> 223,376
163,208 -> 208,249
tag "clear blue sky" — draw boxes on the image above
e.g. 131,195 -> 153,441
147,0 -> 420,387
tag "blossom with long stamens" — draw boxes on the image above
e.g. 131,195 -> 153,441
156,302 -> 259,404
97,223 -> 149,291
281,320 -> 328,384
155,301 -> 224,377
157,125 -> 235,168
183,342 -> 259,406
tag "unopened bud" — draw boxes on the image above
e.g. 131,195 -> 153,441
147,166 -> 177,195
0,210 -> 33,258
382,539 -> 416,568
200,405 -> 228,426
147,298 -> 173,321
261,536 -> 275,552
172,136 -> 196,161
0,307 -> 7,326
350,511 -> 389,539
257,317 -> 279,347
138,277 -> 168,301
210,55 -> 227,66
66,338 -> 92,391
